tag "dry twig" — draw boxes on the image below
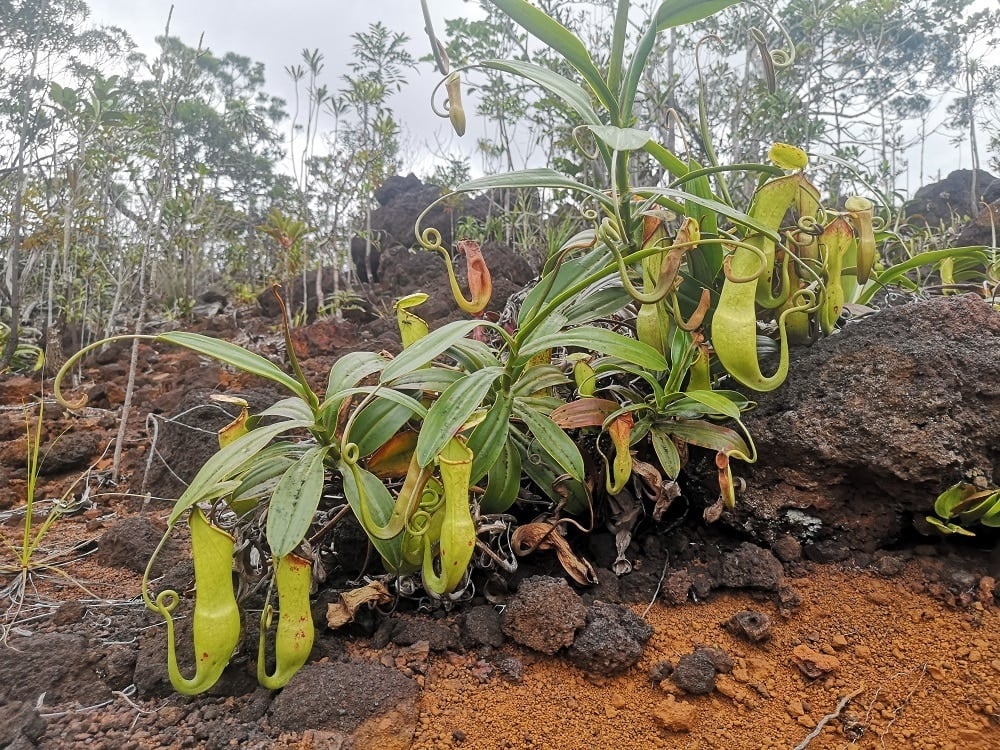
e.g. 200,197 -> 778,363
793,686 -> 865,750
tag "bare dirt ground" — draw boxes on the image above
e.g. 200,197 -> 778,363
1,511 -> 997,750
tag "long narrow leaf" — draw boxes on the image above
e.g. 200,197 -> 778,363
518,327 -> 668,371
380,320 -> 487,383
482,59 -> 601,127
513,401 -> 585,482
456,169 -> 614,210
351,398 -> 417,458
325,351 -> 388,402
318,386 -> 427,421
468,394 -> 513,484
339,460 -> 411,574
158,331 -> 308,399
664,419 -> 751,459
479,439 -> 522,513
489,0 -> 617,116
167,418 -> 312,525
416,367 -> 504,466
266,445 -> 330,557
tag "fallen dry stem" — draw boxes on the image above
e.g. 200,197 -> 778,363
792,686 -> 864,750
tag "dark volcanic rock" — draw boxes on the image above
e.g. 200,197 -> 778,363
0,701 -> 46,748
501,575 -> 587,655
461,605 -> 505,649
0,633 -> 110,706
732,294 -> 1000,552
37,430 -> 102,475
388,616 -> 460,652
566,601 -> 652,676
671,650 -> 718,695
905,169 -> 1000,227
722,610 -> 773,643
97,516 -> 181,575
719,543 -> 784,591
269,661 -> 418,738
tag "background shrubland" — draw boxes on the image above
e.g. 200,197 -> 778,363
2,0 -> 999,371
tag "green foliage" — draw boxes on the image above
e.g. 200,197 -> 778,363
44,0 -> 1000,696
0,398 -> 94,634
0,319 -> 43,374
926,482 -> 1000,536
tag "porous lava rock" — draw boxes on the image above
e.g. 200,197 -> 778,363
566,601 -> 653,676
904,168 -> 1000,227
731,294 -> 1000,552
269,660 -> 419,744
501,575 -> 587,655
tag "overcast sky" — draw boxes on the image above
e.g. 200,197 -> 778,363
84,0 -> 484,175
81,1 -> 981,194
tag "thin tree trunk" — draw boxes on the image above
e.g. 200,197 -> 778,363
0,12 -> 45,370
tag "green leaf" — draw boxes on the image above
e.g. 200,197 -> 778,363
662,419 -> 752,460
858,248 -> 988,305
512,365 -> 570,397
380,320 -> 486,383
468,394 -> 514,484
351,398 -> 417,458
259,397 -> 315,422
158,331 -> 310,401
653,0 -> 739,30
482,59 -> 601,127
588,125 -> 651,151
489,0 -> 617,117
319,386 -> 427,422
513,427 -> 590,513
636,186 -> 782,243
446,337 -> 503,371
650,428 -> 682,479
339,460 -> 411,574
518,244 -> 611,327
479,438 -> 522,514
675,390 -> 743,420
389,368 -> 466,393
416,367 -> 504,467
167,418 -> 312,526
513,401 -> 585,482
518,326 -> 668,371
325,351 -> 388,402
559,285 -> 631,327
456,169 -> 614,210
266,445 -> 330,557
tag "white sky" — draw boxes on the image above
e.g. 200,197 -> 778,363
84,0 -> 483,175
82,1 -> 988,196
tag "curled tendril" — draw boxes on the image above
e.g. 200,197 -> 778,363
661,108 -> 692,159
405,508 -> 433,537
341,442 -> 360,466
787,285 -> 820,315
722,240 -> 770,284
525,440 -> 545,467
419,225 -> 444,253
746,1 -> 796,70
419,484 -> 444,514
54,334 -> 154,410
795,214 -> 825,237
571,125 -> 601,161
